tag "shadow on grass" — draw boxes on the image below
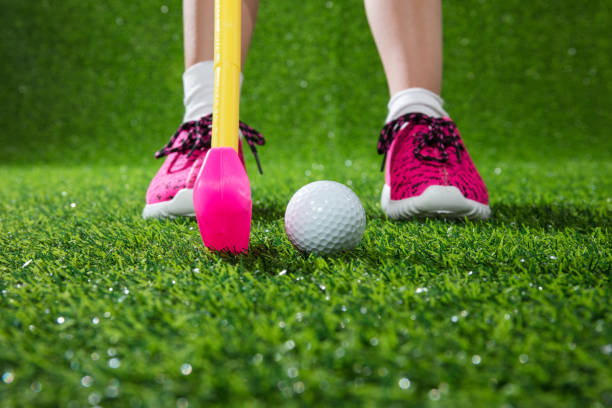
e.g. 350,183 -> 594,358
252,202 -> 285,223
178,201 -> 608,272
490,203 -> 610,230
212,242 -> 313,275
159,199 -> 608,238
365,202 -> 610,231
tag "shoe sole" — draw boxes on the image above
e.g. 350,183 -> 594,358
142,188 -> 195,219
381,184 -> 490,220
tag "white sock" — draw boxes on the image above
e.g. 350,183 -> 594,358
182,60 -> 244,123
385,87 -> 448,123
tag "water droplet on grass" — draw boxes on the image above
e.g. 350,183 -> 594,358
57,316 -> 65,324
108,358 -> 120,369
2,371 -> 15,384
287,367 -> 299,378
105,383 -> 119,398
81,376 -> 93,387
180,363 -> 192,375
30,381 -> 42,392
252,354 -> 263,365
22,259 -> 32,268
293,381 -> 305,393
472,355 -> 482,365
160,5 -> 169,13
439,382 -> 449,393
398,377 -> 411,389
429,388 -> 441,400
88,392 -> 101,405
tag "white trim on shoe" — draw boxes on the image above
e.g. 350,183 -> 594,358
142,188 -> 195,219
381,184 -> 490,220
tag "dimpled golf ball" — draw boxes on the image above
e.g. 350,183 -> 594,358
285,180 -> 366,255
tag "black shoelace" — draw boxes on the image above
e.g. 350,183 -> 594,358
155,114 -> 265,174
377,112 -> 464,171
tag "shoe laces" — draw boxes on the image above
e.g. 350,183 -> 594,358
377,112 -> 464,171
155,114 -> 266,174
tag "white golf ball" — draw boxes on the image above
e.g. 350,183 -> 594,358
284,180 -> 366,255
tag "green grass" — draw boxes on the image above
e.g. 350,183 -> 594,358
1,0 -> 611,407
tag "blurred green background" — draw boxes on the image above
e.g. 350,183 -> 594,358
1,0 -> 610,167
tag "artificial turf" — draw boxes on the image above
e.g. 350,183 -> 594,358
1,0 -> 611,407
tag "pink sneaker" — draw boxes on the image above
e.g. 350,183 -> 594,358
142,114 -> 264,219
378,113 -> 490,219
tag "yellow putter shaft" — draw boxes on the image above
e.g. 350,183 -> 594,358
212,0 -> 241,152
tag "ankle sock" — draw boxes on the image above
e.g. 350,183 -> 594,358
182,60 -> 244,123
385,87 -> 448,123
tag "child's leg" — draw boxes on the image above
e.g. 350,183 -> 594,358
183,0 -> 259,69
182,0 -> 260,122
364,0 -> 442,96
366,0 -> 490,220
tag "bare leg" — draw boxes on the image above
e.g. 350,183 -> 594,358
183,0 -> 260,69
364,0 -> 442,96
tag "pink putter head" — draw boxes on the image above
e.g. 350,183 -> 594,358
193,147 -> 252,253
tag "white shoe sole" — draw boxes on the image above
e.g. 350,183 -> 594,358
142,188 -> 195,219
381,184 -> 490,220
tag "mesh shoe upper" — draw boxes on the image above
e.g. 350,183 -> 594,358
145,114 -> 264,205
378,113 -> 489,204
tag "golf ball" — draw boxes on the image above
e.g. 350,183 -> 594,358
284,180 -> 366,255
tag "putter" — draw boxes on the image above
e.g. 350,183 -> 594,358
193,0 -> 251,253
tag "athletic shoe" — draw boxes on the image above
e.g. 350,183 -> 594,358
377,112 -> 490,219
142,114 -> 264,219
